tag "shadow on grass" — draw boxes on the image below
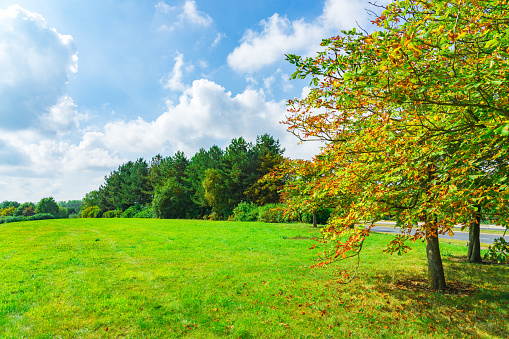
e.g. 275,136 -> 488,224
374,257 -> 509,338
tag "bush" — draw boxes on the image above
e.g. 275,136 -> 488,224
0,215 -> 25,224
81,206 -> 101,218
134,206 -> 155,218
484,237 -> 509,263
25,213 -> 55,221
231,202 -> 259,222
104,210 -> 122,218
122,205 -> 141,218
258,203 -> 288,223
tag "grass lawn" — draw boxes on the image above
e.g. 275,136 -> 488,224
0,219 -> 507,338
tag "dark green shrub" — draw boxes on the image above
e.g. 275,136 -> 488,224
134,206 -> 155,218
122,205 -> 141,218
0,216 -> 25,224
25,213 -> 55,221
231,202 -> 259,222
103,210 -> 122,218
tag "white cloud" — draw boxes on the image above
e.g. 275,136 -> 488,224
40,96 -> 88,134
161,52 -> 187,91
0,5 -> 78,130
75,79 -> 319,160
180,0 -> 212,27
155,1 -> 174,14
157,0 -> 213,31
211,32 -> 225,47
227,0 -> 371,73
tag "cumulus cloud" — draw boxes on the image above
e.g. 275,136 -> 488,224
71,79 -> 319,160
227,0 -> 371,73
0,5 -> 78,130
40,96 -> 88,134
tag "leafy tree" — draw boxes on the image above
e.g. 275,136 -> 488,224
14,202 -> 35,217
202,168 -> 230,219
282,0 -> 509,289
101,158 -> 153,211
149,151 -> 189,189
1,201 -> 20,209
245,134 -> 286,205
36,197 -> 60,217
152,177 -> 192,219
185,145 -> 223,216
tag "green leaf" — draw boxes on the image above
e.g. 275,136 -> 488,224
485,38 -> 499,48
494,124 -> 509,136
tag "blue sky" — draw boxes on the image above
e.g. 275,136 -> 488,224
0,0 -> 381,202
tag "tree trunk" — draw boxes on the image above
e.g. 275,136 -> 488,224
312,211 -> 317,228
468,205 -> 482,263
426,223 -> 447,290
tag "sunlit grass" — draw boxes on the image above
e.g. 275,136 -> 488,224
0,219 -> 507,338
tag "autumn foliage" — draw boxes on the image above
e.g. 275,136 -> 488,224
279,0 -> 509,289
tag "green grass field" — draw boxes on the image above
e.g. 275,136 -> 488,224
0,219 -> 507,338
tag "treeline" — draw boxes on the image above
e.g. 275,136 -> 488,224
0,199 -> 82,224
81,134 -> 304,221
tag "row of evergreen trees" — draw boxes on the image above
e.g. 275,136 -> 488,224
81,134 -> 286,220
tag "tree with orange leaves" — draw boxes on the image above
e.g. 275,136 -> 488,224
282,0 -> 509,289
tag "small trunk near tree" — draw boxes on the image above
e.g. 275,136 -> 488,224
467,205 -> 482,263
426,221 -> 447,290
312,211 -> 317,228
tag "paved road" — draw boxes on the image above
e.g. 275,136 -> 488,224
370,223 -> 507,244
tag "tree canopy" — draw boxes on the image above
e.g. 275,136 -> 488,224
281,0 -> 509,289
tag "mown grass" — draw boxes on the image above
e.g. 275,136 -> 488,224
0,219 -> 507,338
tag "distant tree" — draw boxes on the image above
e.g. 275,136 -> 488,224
36,197 -> 60,216
58,200 -> 82,215
22,206 -> 36,217
1,201 -> 20,209
14,202 -> 35,217
1,206 -> 15,216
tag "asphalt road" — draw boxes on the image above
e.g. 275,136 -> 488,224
370,223 -> 507,244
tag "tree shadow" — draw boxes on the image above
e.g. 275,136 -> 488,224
374,257 -> 509,338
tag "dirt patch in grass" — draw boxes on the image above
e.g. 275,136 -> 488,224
283,235 -> 313,240
387,277 -> 478,295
